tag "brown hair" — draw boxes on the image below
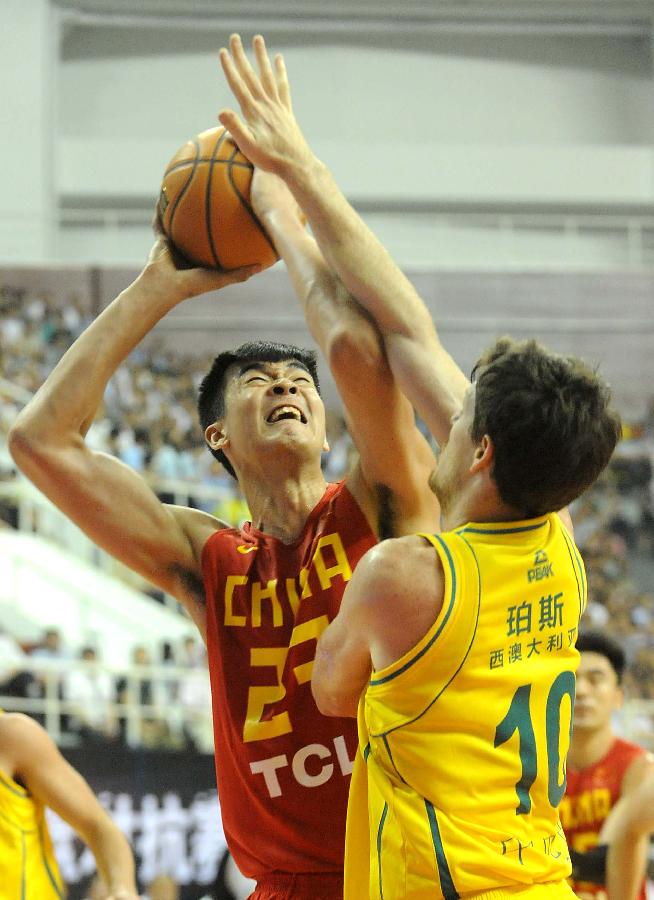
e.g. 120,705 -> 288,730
471,337 -> 621,516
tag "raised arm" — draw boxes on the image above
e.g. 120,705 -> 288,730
8,239 -> 257,630
218,34 -> 470,445
250,170 -> 438,535
1,713 -> 138,900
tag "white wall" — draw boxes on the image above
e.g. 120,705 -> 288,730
0,0 -> 55,261
1,9 -> 652,266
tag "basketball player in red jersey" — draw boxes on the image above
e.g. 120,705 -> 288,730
9,169 -> 449,897
560,630 -> 654,899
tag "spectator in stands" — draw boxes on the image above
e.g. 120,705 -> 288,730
116,645 -> 172,749
63,646 -> 117,743
30,626 -> 64,661
178,645 -> 212,753
28,626 -> 68,726
179,635 -> 204,668
0,625 -> 35,704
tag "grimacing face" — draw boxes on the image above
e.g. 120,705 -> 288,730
206,359 -> 328,473
573,650 -> 623,732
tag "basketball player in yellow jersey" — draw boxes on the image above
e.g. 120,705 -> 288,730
0,711 -> 138,899
311,347 -> 620,899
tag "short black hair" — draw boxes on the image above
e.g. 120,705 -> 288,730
197,341 -> 320,478
470,337 -> 622,517
576,630 -> 626,682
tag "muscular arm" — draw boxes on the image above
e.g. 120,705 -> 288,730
1,714 -> 137,899
8,240 -> 256,624
251,172 -> 438,535
219,35 -> 470,445
600,755 -> 654,900
312,537 -> 444,716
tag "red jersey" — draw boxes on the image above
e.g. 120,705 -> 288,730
202,481 -> 376,879
560,736 -> 647,899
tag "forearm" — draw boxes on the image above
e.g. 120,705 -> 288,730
257,205 -> 363,352
281,155 -> 434,340
606,832 -> 648,900
279,157 -> 469,435
84,815 -> 137,897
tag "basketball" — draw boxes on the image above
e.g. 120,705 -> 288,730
158,126 -> 278,271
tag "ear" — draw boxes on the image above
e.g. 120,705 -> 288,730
470,434 -> 494,474
322,437 -> 330,453
205,421 -> 228,450
614,685 -> 625,712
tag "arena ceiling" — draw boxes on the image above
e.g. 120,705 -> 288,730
54,0 -> 654,37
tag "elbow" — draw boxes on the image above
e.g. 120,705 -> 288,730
312,680 -> 359,719
7,416 -> 40,468
326,320 -> 382,376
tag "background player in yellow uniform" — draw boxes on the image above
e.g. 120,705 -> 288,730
0,711 -> 138,899
217,35 -> 622,898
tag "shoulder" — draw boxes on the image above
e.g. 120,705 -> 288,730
620,744 -> 654,795
0,712 -> 40,742
351,535 -> 444,608
0,713 -> 50,764
168,505 -> 233,547
556,507 -> 574,538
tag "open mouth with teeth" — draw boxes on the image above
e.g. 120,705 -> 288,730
266,406 -> 307,425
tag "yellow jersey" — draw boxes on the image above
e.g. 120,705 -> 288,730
0,763 -> 65,899
345,514 -> 586,899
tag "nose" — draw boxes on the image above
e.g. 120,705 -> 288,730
271,381 -> 297,395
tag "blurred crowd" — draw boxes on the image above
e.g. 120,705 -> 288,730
0,624 -> 213,752
0,284 -> 354,527
1,281 -> 654,747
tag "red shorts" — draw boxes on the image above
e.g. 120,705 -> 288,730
249,872 -> 343,900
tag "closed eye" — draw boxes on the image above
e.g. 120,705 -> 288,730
245,376 -> 268,384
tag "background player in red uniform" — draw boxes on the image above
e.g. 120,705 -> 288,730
602,773 -> 654,900
560,630 -> 654,899
8,170 -> 450,899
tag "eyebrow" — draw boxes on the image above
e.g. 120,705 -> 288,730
238,360 -> 313,378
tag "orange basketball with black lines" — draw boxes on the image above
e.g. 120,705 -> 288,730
158,126 -> 278,271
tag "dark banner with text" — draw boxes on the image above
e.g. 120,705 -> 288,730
49,747 -> 228,900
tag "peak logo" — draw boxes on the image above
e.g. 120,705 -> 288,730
528,550 -> 554,583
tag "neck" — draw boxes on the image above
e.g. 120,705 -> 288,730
442,482 -> 526,531
240,464 -> 328,544
567,724 -> 615,770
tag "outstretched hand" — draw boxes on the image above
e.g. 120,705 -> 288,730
218,34 -> 314,178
